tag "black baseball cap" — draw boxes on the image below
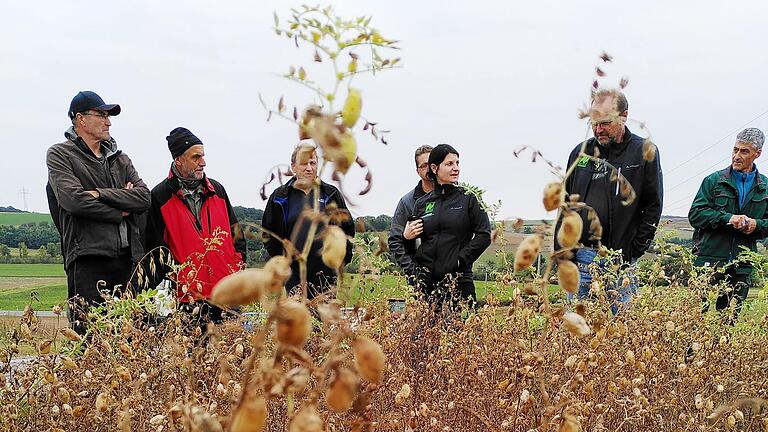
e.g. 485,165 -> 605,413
68,91 -> 121,119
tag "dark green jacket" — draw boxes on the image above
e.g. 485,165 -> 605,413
688,166 -> 768,273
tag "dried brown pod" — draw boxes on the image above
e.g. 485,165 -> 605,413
595,66 -> 606,77
326,367 -> 360,413
514,234 -> 542,272
542,182 -> 565,211
512,218 -> 525,231
642,138 -> 657,162
289,405 -> 323,432
353,336 -> 385,384
599,51 -> 613,62
322,225 -> 348,269
275,300 -> 312,348
95,392 -> 110,414
394,384 -> 411,405
563,312 -> 591,337
557,211 -> 582,249
211,269 -> 265,306
263,256 -> 292,293
557,260 -> 580,295
37,340 -> 52,355
230,395 -> 267,432
619,76 -> 629,89
60,328 -> 82,342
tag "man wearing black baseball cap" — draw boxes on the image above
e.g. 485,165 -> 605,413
144,127 -> 246,336
46,91 -> 150,335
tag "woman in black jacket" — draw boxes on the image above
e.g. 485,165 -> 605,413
405,144 -> 492,310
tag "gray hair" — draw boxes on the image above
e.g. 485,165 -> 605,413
736,128 -> 765,150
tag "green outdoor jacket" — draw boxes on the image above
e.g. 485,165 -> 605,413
688,166 -> 768,273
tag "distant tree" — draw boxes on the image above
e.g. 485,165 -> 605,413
18,242 -> 28,257
38,246 -> 49,257
45,242 -> 61,257
0,244 -> 10,257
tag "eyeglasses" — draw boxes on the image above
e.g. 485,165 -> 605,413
590,119 -> 614,127
81,111 -> 110,120
417,163 -> 429,170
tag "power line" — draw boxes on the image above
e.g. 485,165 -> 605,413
666,156 -> 729,193
665,108 -> 768,175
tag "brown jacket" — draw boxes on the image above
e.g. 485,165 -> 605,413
46,127 -> 150,267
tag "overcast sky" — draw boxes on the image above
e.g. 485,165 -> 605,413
2,1 -> 767,220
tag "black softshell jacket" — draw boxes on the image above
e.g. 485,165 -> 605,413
410,184 -> 491,279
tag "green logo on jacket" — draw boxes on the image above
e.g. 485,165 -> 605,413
425,201 -> 435,214
577,155 -> 590,168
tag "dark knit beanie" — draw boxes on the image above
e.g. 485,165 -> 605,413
167,127 -> 203,158
426,144 -> 459,182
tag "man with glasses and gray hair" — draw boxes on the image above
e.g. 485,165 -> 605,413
689,127 -> 768,323
388,145 -> 434,284
46,91 -> 150,335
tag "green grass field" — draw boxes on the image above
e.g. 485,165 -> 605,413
0,212 -> 53,226
0,264 -> 65,277
0,283 -> 67,310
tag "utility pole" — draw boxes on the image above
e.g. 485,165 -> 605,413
18,187 -> 31,212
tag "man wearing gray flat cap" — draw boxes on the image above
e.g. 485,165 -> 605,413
689,127 -> 768,323
46,91 -> 150,335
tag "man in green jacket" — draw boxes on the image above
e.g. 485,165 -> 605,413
688,127 -> 767,322
47,91 -> 150,335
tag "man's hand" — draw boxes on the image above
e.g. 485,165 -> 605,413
742,217 -> 757,234
403,219 -> 423,240
86,190 -> 99,199
125,182 -> 134,190
728,214 -> 748,229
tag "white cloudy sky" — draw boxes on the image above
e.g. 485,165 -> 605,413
2,1 -> 767,220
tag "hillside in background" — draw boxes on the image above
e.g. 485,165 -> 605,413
0,212 -> 53,226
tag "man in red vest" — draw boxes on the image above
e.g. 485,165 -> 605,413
144,127 -> 246,329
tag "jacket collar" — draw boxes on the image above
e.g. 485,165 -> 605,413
65,126 -> 119,160
720,165 -> 764,186
434,182 -> 458,195
166,167 -> 215,195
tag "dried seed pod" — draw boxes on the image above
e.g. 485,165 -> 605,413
557,211 -> 583,249
322,226 -> 348,270
353,336 -> 385,384
559,413 -> 580,432
60,356 -> 77,370
95,392 -> 110,414
57,387 -> 71,404
542,182 -> 564,211
326,368 -> 359,413
115,366 -> 131,382
563,312 -> 591,337
289,405 -> 323,432
395,384 -> 411,405
263,256 -> 292,293
642,138 -> 657,162
557,260 -> 580,295
230,395 -> 267,432
211,269 -> 265,307
60,328 -> 82,342
149,414 -> 166,426
514,234 -> 542,272
275,300 -> 312,348
37,340 -> 52,355
341,88 -> 362,128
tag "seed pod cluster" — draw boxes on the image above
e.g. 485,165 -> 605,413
514,234 -> 543,272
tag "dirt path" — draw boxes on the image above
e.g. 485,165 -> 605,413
0,277 -> 66,290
